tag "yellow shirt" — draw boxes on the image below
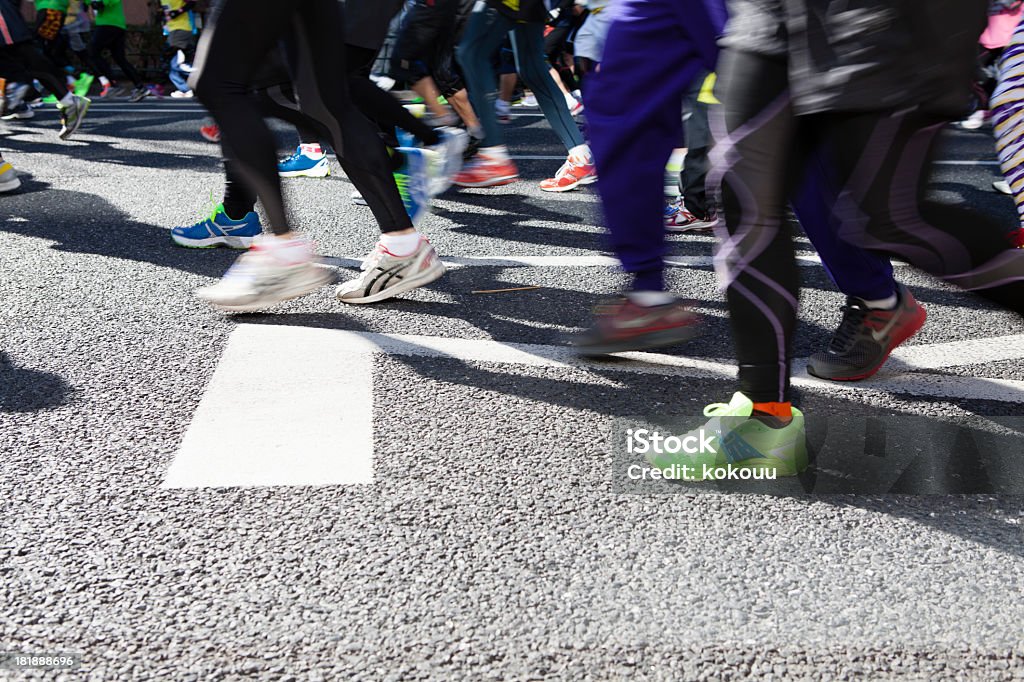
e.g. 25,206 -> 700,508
165,0 -> 196,33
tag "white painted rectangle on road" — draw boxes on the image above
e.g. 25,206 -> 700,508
165,325 -> 1024,489
163,325 -> 375,488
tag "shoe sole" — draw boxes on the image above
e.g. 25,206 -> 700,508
571,323 -> 701,357
539,175 -> 598,193
337,261 -> 446,305
58,98 -> 90,140
806,305 -> 927,382
666,222 -> 717,233
454,175 -> 518,188
199,266 -> 337,312
171,233 -> 256,250
0,177 -> 22,193
278,166 -> 331,178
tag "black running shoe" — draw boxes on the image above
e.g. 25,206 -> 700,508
807,284 -> 926,381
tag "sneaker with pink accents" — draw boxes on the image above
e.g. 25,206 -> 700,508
336,236 -> 446,304
196,235 -> 336,312
539,152 -> 597,192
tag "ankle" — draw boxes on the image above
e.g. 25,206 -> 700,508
752,401 -> 793,427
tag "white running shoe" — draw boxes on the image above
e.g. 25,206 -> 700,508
994,180 -> 1012,195
427,127 -> 469,197
336,237 -> 445,304
351,190 -> 368,205
0,161 -> 21,193
956,110 -> 986,130
196,237 -> 336,312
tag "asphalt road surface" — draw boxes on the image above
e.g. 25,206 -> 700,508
2,100 -> 1023,680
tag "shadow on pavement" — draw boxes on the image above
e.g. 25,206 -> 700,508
0,187 -> 236,279
0,352 -> 74,413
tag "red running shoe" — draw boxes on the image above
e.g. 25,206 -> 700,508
568,296 -> 702,356
453,153 -> 518,188
200,123 -> 221,143
539,152 -> 597,192
1010,227 -> 1024,248
807,284 -> 926,381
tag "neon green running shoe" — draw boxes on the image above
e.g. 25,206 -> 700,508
646,392 -> 808,481
43,94 -> 58,104
74,73 -> 95,97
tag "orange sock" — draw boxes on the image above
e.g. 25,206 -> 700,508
752,401 -> 792,419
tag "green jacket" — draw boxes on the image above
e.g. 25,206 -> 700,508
94,0 -> 126,29
35,0 -> 71,11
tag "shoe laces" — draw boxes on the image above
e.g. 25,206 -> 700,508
359,243 -> 388,272
830,300 -> 871,353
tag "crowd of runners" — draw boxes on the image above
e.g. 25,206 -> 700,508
4,0 -> 1024,477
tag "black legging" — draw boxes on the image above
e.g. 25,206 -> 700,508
191,0 -> 411,235
713,48 -> 1024,403
346,44 -> 439,147
0,41 -> 65,98
90,25 -> 143,87
218,43 -> 442,221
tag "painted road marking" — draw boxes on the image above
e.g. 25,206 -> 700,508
320,254 -> 904,269
162,325 -> 374,489
165,326 -> 1024,488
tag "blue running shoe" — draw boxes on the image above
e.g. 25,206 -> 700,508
277,146 -> 331,178
171,204 -> 263,249
664,196 -> 683,225
393,147 -> 435,227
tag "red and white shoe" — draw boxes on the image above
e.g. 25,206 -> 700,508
539,153 -> 597,192
666,202 -> 718,233
453,153 -> 519,188
200,123 -> 221,143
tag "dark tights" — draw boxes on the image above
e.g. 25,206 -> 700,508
713,48 -> 1024,403
191,0 -> 411,235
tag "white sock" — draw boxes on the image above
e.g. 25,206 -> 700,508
565,93 -> 578,108
300,143 -> 323,157
628,290 -> 676,307
380,231 -> 422,257
863,293 -> 898,310
481,145 -> 509,161
468,125 -> 484,139
59,92 -> 75,106
99,76 -> 110,87
256,235 -> 313,265
568,144 -> 591,163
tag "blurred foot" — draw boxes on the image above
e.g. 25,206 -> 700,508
58,94 -> 90,140
569,295 -> 701,356
200,123 -> 221,143
0,160 -> 21,193
453,150 -> 518,188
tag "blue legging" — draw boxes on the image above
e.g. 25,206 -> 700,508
456,3 -> 584,151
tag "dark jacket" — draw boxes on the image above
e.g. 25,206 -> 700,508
723,0 -> 988,117
0,0 -> 34,47
486,0 -> 549,24
344,0 -> 405,50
